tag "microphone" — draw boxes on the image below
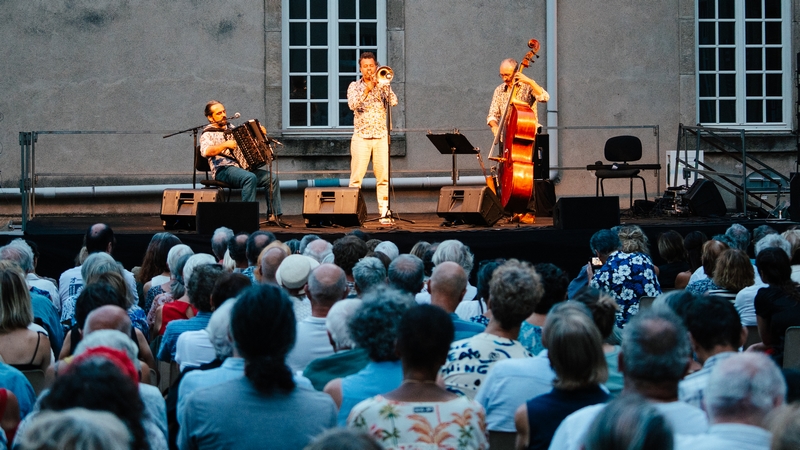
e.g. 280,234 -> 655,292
226,112 -> 241,120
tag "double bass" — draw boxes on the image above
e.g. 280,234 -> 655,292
488,39 -> 541,213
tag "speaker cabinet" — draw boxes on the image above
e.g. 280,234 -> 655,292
553,196 -> 620,230
196,202 -> 259,235
161,189 -> 220,230
303,187 -> 367,227
685,179 -> 727,217
437,186 -> 505,226
534,134 -> 550,180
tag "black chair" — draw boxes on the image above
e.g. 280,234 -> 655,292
194,145 -> 232,202
594,135 -> 648,209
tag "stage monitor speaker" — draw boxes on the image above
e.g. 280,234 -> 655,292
685,179 -> 727,217
553,196 -> 620,230
437,186 -> 505,226
196,202 -> 259,235
161,189 -> 220,230
789,173 -> 800,221
534,134 -> 550,180
303,187 -> 367,227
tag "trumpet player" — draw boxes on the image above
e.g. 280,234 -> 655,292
347,52 -> 398,224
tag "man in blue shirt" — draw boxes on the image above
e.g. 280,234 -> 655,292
429,262 -> 485,341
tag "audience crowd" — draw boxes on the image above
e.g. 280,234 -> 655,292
2,221 -> 800,449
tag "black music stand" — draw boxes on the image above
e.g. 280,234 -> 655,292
427,131 -> 479,185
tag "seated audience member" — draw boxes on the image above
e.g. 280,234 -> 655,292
548,308 -> 708,450
724,223 -> 751,250
286,264 -> 347,373
0,263 -> 51,373
678,230 -> 708,284
685,239 -> 729,295
753,247 -> 800,366
227,232 -> 249,272
518,263 -> 569,355
571,287 -> 624,397
137,233 -> 182,311
178,284 -> 337,449
158,263 -> 224,363
678,295 -> 746,409
325,287 -> 412,426
465,259 -> 504,326
154,254 -> 213,338
332,236 -> 369,297
303,237 -> 333,263
656,230 -> 690,289
676,353 -> 785,450
441,259 -> 541,399
770,404 -> 800,450
782,229 -> 800,281
736,234 -> 793,327
0,388 -> 19,445
147,246 -> 194,333
305,428 -> 382,450
374,241 -> 399,262
210,227 -> 234,264
303,299 -> 369,391
351,257 -> 386,297
428,262 -> 485,341
277,254 -> 321,322
514,303 -> 610,450
409,240 -> 430,260
299,234 -> 321,255
616,225 -> 651,255
239,231 -> 276,283
697,248 -> 754,300
0,362 -> 35,420
582,394 -> 673,450
255,246 -> 286,285
418,240 -> 478,316
348,304 -> 488,449
175,272 -> 251,371
1,239 -> 58,309
387,254 -> 425,296
16,408 -> 133,450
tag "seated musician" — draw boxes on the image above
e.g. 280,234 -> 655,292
199,100 -> 282,217
487,58 -> 549,224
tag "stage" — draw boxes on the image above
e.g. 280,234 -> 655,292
4,211 -> 796,284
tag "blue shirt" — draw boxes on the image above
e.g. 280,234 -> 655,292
178,357 -> 246,422
590,251 -> 661,328
518,321 -> 544,356
451,313 -> 485,342
0,362 -> 36,419
158,312 -> 212,362
31,291 -> 63,357
338,360 -> 403,426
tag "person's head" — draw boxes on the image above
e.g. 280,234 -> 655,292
428,261 -> 467,313
137,232 -> 181,283
231,284 -> 296,393
367,251 -> 391,270
409,241 -> 430,260
74,283 -> 128,331
617,225 -> 650,255
167,244 -> 194,277
432,240 -> 474,277
332,235 -> 368,276
304,238 -> 333,263
352,257 -> 386,295
0,238 -> 34,273
325,299 -> 362,350
85,223 -> 115,255
582,394 -> 673,450
756,233 -> 793,259
396,304 -> 454,375
543,302 -> 608,390
206,298 -> 237,360
782,229 -> 800,265
757,247 -> 793,286
657,230 -> 686,263
684,230 -> 708,272
299,235 -> 320,255
204,100 -> 227,127
571,287 -> 619,340
388,254 -> 425,295
770,404 -> 800,450
17,408 -> 133,450
74,329 -> 139,375
590,229 -> 622,260
422,242 -> 439,278
499,58 -> 517,87
187,263 -> 225,312
488,259 -> 543,331
723,223 -> 750,251
306,263 -> 347,308
705,352 -> 786,425
0,261 -> 32,332
349,286 -> 413,362
211,227 -> 234,261
681,295 -> 744,358
183,253 -> 217,289
701,239 -> 729,278
82,305 -> 132,336
374,241 -> 399,261
621,308 -> 691,388
532,263 -> 569,315
475,259 -> 503,302
228,232 -> 249,267
81,254 -> 132,307
257,247 -> 287,285
277,255 -> 320,292
285,239 -> 301,255
210,272 -> 251,309
713,248 -> 755,292
304,428 -> 383,450
246,231 -> 276,266
359,52 -> 378,80
169,253 -> 193,299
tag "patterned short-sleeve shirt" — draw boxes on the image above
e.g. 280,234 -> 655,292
487,82 -> 550,127
347,78 -> 398,139
199,125 -> 238,178
590,251 -> 662,329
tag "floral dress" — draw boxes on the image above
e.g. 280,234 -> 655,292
590,251 -> 661,329
348,395 -> 488,450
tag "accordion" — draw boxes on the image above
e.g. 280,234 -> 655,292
224,119 -> 273,171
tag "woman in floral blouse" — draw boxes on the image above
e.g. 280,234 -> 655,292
348,304 -> 488,449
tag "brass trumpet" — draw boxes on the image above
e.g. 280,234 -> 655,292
376,66 -> 394,85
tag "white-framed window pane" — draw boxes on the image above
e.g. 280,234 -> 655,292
283,0 -> 386,130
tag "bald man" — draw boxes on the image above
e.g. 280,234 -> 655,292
429,261 -> 485,341
258,247 -> 286,285
82,305 -> 157,374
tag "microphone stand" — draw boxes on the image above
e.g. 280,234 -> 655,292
163,123 -> 209,189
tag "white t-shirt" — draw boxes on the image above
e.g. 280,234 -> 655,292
26,274 -> 60,312
285,316 -> 334,374
174,330 -> 216,372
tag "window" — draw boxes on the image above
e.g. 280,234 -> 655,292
283,0 -> 386,130
696,0 -> 790,129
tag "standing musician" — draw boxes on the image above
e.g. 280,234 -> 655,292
487,58 -> 549,224
199,100 -> 282,218
347,52 -> 398,224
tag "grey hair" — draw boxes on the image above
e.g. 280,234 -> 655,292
326,299 -> 363,349
621,308 -> 691,382
207,298 -> 237,359
74,329 -> 140,370
348,286 -> 414,361
16,408 -> 132,450
387,254 -> 425,295
705,352 -> 786,422
583,394 -> 673,450
374,241 -> 399,261
80,253 -> 134,306
725,223 -> 751,251
303,238 -> 333,263
211,227 -> 234,261
168,244 -> 194,275
432,239 -> 474,275
299,234 -> 320,255
0,238 -> 34,273
755,234 -> 792,258
352,257 -> 386,294
183,253 -> 217,286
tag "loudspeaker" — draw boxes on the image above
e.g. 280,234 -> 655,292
196,202 -> 259,235
534,134 -> 550,180
534,180 -> 556,217
437,186 -> 505,226
161,189 -> 220,230
789,173 -> 800,221
685,179 -> 727,217
553,196 -> 620,230
303,187 -> 367,227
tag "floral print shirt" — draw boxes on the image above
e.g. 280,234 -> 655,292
486,82 -> 549,127
347,78 -> 398,139
348,395 -> 488,450
590,251 -> 662,329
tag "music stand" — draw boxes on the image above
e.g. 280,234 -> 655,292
427,131 -> 479,185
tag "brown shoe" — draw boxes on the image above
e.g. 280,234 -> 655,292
519,213 -> 535,224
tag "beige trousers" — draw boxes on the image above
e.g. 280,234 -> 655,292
349,134 -> 389,216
